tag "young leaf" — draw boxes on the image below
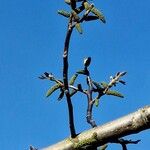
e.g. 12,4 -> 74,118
72,10 -> 80,21
70,89 -> 77,97
58,10 -> 70,18
120,71 -> 127,77
92,81 -> 103,90
75,23 -> 83,34
94,99 -> 99,107
85,16 -> 99,21
69,73 -> 78,85
83,2 -> 90,10
46,84 -> 61,97
57,91 -> 64,101
106,90 -> 124,98
91,7 -> 106,23
76,69 -> 88,75
101,82 -> 108,88
119,80 -> 126,85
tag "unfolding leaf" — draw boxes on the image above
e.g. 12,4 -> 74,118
69,74 -> 78,85
72,10 -> 80,21
91,7 -> 106,23
70,89 -> 77,97
85,16 -> 99,21
76,69 -> 88,75
92,81 -> 103,90
83,2 -> 106,23
75,23 -> 83,34
94,99 -> 99,107
58,10 -> 70,18
83,2 -> 90,10
120,71 -> 127,76
46,84 -> 61,97
57,91 -> 64,101
106,90 -> 124,98
119,80 -> 126,85
101,82 -> 108,88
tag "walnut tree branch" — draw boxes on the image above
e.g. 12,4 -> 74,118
86,73 -> 97,128
63,15 -> 76,138
41,105 -> 150,150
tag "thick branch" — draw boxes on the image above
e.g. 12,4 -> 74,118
41,105 -> 150,150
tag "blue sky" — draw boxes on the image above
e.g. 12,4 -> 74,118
0,0 -> 150,150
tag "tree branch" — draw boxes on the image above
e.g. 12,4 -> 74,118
63,16 -> 76,138
41,105 -> 150,150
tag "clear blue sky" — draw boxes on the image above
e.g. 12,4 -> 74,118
0,0 -> 149,150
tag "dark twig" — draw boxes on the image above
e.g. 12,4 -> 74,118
85,67 -> 97,128
29,145 -> 38,150
62,3 -> 98,137
63,15 -> 76,138
112,138 -> 141,150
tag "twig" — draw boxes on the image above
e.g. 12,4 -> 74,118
63,15 -> 76,138
86,68 -> 97,128
112,138 -> 141,150
104,72 -> 126,94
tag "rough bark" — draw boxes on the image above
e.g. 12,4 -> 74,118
41,105 -> 150,150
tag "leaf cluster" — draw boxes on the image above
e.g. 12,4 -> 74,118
39,58 -> 126,108
58,0 -> 106,34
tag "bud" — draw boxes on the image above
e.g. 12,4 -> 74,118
84,57 -> 91,67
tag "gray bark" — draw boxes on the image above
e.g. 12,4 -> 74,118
41,105 -> 150,150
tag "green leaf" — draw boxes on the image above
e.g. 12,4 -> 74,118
57,91 -> 64,101
69,74 -> 78,85
83,2 -> 106,23
70,89 -> 77,97
94,99 -> 99,107
76,69 -> 88,75
106,90 -> 124,98
85,16 -> 99,21
91,7 -> 106,23
101,82 -> 108,88
46,84 -> 61,97
72,10 -> 80,21
83,2 -> 90,10
75,23 -> 83,34
92,81 -> 103,90
58,10 -> 70,18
